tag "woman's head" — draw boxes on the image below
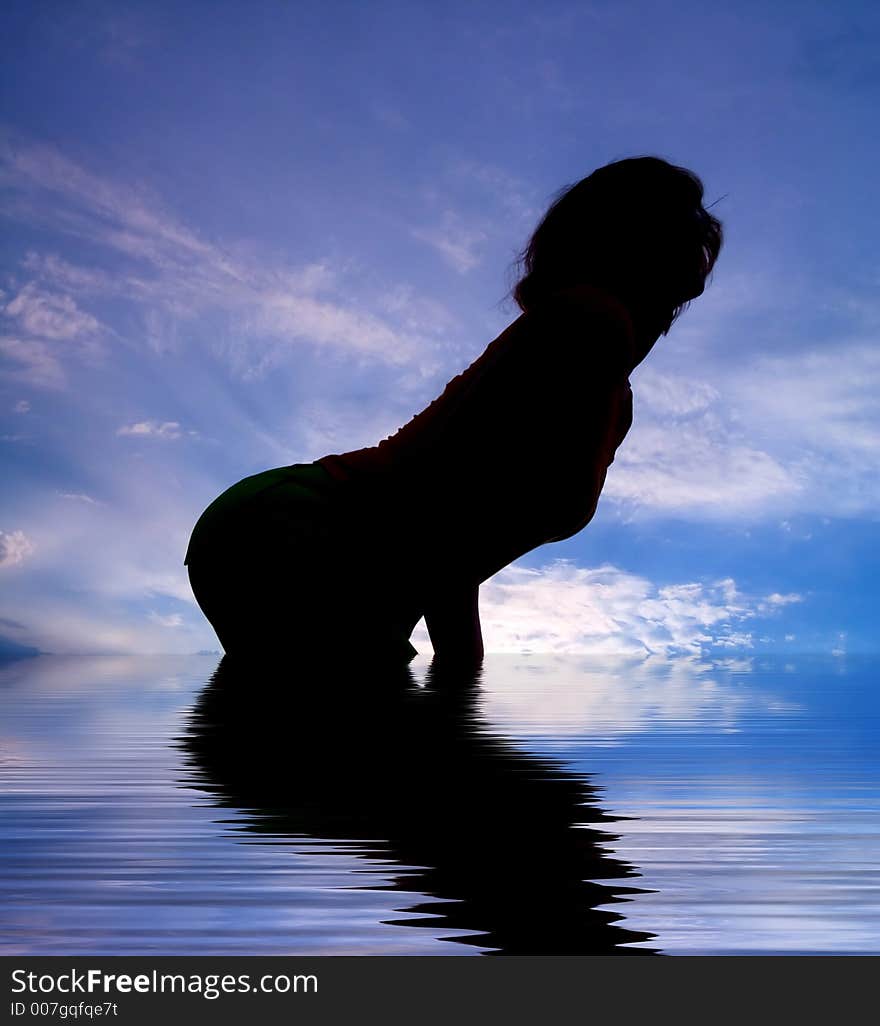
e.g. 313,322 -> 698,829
512,156 -> 722,332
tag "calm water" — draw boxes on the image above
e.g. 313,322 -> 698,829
1,652 -> 878,956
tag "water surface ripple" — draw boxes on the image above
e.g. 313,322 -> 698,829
1,652 -> 878,955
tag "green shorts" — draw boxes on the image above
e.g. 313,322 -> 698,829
185,463 -> 341,568
185,463 -> 419,662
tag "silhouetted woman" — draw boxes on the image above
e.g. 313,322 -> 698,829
185,156 -> 722,664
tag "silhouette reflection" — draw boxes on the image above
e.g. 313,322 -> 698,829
179,655 -> 657,955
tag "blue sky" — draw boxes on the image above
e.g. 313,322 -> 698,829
1,0 -> 878,656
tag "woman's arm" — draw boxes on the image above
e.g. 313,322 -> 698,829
423,582 -> 484,666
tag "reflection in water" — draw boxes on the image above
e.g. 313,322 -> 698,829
3,653 -> 878,954
179,656 -> 656,955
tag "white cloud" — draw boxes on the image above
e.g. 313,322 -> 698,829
635,371 -> 720,417
117,420 -> 182,440
713,630 -> 755,649
410,559 -> 798,657
0,530 -> 34,568
606,416 -> 802,518
606,367 -> 803,518
739,345 -> 880,453
728,341 -> 880,516
13,399 -> 30,413
761,592 -> 803,609
4,283 -> 100,340
608,335 -> 880,520
0,280 -> 103,391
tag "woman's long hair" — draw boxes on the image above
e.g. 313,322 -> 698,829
512,156 -> 723,330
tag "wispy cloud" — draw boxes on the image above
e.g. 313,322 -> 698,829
761,592 -> 803,610
4,283 -> 100,340
0,276 -> 105,391
607,409 -> 801,519
1,138 -> 449,377
148,612 -> 183,628
57,492 -> 99,505
0,336 -> 66,389
411,211 -> 487,273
